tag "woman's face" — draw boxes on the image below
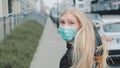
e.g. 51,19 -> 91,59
59,13 -> 80,30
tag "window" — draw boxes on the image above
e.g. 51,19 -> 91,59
103,22 -> 120,32
8,0 -> 12,13
119,4 -> 120,9
79,4 -> 84,8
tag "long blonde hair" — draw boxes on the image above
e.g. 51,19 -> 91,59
60,7 -> 108,68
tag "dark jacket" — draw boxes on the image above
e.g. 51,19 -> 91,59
60,43 -> 73,68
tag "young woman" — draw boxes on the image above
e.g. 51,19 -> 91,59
58,7 -> 108,68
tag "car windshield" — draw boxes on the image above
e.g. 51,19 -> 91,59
103,22 -> 120,32
86,14 -> 101,20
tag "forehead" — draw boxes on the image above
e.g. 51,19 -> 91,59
60,13 -> 77,21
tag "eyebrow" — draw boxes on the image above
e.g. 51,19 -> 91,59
68,19 -> 77,22
60,18 -> 77,21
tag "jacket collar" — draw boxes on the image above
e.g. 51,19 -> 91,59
66,40 -> 74,49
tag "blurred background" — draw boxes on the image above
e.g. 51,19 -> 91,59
0,0 -> 120,68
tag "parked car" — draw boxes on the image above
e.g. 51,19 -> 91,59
99,18 -> 120,57
86,13 -> 105,33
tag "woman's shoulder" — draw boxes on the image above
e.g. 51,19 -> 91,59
59,43 -> 73,68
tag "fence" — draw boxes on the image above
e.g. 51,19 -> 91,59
0,13 -> 24,41
0,11 -> 48,41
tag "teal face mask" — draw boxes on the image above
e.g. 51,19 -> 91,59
58,26 -> 77,41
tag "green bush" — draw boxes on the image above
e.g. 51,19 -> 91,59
0,20 -> 44,68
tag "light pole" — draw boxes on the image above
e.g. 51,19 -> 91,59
57,0 -> 59,16
57,0 -> 59,28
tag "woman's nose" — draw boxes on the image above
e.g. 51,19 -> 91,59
64,22 -> 70,26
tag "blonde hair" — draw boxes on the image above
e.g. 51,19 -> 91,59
60,7 -> 108,68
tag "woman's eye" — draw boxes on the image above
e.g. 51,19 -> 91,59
69,21 -> 74,24
60,21 -> 65,24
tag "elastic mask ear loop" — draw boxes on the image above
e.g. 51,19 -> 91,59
77,26 -> 81,31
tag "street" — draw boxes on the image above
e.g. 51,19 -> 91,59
0,0 -> 119,68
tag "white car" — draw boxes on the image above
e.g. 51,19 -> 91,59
99,18 -> 120,57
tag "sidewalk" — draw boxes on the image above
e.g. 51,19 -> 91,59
30,18 -> 66,68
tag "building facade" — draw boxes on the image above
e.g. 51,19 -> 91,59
75,0 -> 94,12
91,0 -> 120,14
0,0 -> 9,16
0,0 -> 36,16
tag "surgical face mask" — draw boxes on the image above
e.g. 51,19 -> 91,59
58,26 -> 77,41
